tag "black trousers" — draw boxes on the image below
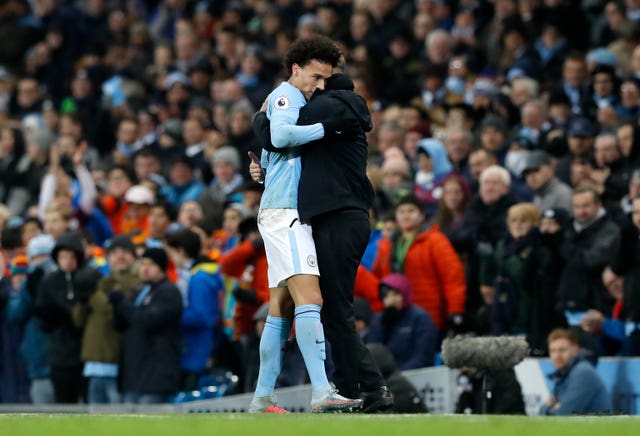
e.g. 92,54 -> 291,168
311,209 -> 385,398
50,365 -> 86,404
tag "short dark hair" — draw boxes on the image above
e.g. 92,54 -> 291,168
166,228 -> 201,259
283,36 -> 342,76
151,201 -> 177,222
395,194 -> 424,212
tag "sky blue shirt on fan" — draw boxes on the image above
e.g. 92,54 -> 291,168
259,81 -> 324,210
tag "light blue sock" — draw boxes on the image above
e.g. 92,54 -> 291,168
254,316 -> 292,398
294,304 -> 331,392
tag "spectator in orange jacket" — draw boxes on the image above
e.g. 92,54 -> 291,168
371,194 -> 467,332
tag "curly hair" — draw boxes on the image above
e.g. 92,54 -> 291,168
282,35 -> 342,75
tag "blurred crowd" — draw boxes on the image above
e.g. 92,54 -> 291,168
1,0 -> 640,408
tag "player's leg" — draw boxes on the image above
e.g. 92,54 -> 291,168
249,286 -> 293,413
250,209 -> 295,413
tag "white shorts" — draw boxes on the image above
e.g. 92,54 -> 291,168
257,208 -> 319,288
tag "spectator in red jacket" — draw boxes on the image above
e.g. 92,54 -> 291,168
371,194 -> 466,333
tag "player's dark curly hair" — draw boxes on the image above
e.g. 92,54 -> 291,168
283,36 -> 342,75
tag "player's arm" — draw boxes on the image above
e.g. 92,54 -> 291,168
269,95 -> 324,148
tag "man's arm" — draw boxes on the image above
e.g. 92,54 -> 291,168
268,91 -> 324,148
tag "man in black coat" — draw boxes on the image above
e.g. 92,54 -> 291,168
557,187 -> 620,316
111,248 -> 183,404
252,73 -> 392,412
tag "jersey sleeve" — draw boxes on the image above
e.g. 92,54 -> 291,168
267,85 -> 324,148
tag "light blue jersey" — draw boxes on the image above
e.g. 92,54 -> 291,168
259,81 -> 325,209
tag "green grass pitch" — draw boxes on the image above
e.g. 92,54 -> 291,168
1,414 -> 638,436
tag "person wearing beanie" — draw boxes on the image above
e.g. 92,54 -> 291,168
70,234 -> 139,404
111,246 -> 183,404
7,234 -> 57,404
366,274 -> 437,370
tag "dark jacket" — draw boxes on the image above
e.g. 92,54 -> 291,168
366,343 -> 428,414
253,74 -> 374,223
480,229 -> 557,352
34,232 -> 92,368
557,214 -> 620,314
367,305 -> 437,370
610,222 -> 640,322
114,277 -> 183,395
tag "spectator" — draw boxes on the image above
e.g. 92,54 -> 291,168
166,229 -> 222,391
372,194 -> 466,333
540,328 -> 611,415
112,248 -> 183,404
367,274 -> 437,369
160,155 -> 205,208
523,150 -> 573,213
7,234 -> 57,404
34,231 -> 95,403
450,165 -> 518,326
432,174 -> 472,239
557,188 -> 620,321
71,235 -> 138,404
479,203 -> 555,353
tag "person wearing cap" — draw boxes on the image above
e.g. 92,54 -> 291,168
478,114 -> 510,164
111,247 -> 183,404
366,273 -> 437,370
555,116 -> 597,185
34,231 -> 97,403
70,235 -> 138,404
121,184 -> 155,246
523,150 -> 573,212
7,234 -> 57,404
160,154 -> 205,208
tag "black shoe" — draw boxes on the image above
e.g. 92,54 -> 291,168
360,386 -> 394,413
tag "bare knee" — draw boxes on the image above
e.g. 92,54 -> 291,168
287,274 -> 323,307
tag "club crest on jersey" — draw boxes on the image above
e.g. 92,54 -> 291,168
307,255 -> 317,268
275,96 -> 290,110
